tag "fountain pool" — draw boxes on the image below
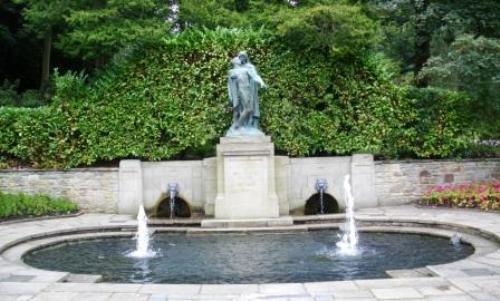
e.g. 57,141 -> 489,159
23,230 -> 473,284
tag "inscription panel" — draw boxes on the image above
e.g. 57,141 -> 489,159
225,156 -> 267,195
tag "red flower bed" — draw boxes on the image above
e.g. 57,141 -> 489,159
421,180 -> 500,211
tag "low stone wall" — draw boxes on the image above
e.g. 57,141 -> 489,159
0,168 -> 118,213
0,158 -> 498,214
375,159 -> 500,206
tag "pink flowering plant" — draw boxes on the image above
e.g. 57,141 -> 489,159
421,180 -> 500,211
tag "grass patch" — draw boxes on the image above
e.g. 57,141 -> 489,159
0,191 -> 79,220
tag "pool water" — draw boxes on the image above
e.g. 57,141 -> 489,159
23,231 -> 473,284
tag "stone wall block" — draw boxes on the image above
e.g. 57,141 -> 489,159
141,161 -> 204,213
350,154 -> 377,209
118,160 -> 143,214
374,159 -> 499,206
0,168 -> 118,213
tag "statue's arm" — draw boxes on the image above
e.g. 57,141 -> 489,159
228,72 -> 238,106
247,65 -> 267,89
227,75 -> 232,106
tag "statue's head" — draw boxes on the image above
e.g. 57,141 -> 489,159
231,57 -> 241,67
238,51 -> 249,64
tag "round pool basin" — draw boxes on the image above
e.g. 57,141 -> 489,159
23,230 -> 473,284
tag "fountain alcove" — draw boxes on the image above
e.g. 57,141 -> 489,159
153,193 -> 191,218
117,152 -> 377,221
304,193 -> 340,215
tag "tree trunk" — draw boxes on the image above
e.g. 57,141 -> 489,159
413,0 -> 430,87
40,32 -> 52,91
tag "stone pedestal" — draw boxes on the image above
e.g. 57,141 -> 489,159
213,136 -> 280,219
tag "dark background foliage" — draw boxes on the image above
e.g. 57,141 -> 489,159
0,0 -> 498,168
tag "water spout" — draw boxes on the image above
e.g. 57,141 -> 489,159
168,183 -> 178,220
315,179 -> 328,214
450,233 -> 462,246
336,175 -> 359,255
128,205 -> 156,258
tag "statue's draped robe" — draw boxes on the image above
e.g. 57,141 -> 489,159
228,63 -> 263,128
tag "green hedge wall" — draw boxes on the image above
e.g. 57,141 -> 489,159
0,28 -> 473,168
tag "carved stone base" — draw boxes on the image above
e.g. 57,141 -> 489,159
212,136 -> 280,219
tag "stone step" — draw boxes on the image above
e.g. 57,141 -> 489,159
200,216 -> 293,228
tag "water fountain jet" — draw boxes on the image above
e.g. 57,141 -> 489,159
315,178 -> 328,214
128,205 -> 156,258
336,175 -> 359,255
450,232 -> 462,246
168,183 -> 178,220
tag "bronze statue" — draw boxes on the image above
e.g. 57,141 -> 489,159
226,51 -> 267,137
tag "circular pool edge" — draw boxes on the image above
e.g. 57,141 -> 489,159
3,220 -> 499,285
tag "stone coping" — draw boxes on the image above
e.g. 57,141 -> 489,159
1,206 -> 500,300
0,211 -> 84,226
3,226 -> 496,272
0,167 -> 119,173
374,157 -> 500,164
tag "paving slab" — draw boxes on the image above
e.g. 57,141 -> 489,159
0,283 -> 50,294
30,292 -> 79,301
140,284 -> 201,295
287,297 -> 315,301
312,296 -> 334,301
146,294 -> 167,301
259,284 -> 306,295
445,278 -> 480,292
0,295 -> 27,301
108,292 -> 150,301
12,296 -> 33,301
201,284 -> 259,295
466,291 -> 499,301
425,296 -> 475,301
330,289 -> 376,299
70,292 -> 113,301
370,288 -> 424,300
304,281 -> 358,293
355,278 -> 448,289
417,285 -> 464,297
47,282 -> 142,293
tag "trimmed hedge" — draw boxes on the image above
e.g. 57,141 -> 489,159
0,27 -> 473,168
0,191 -> 79,219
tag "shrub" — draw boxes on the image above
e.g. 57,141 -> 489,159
20,90 -> 48,107
0,79 -> 47,108
0,191 -> 79,219
276,5 -> 380,57
403,87 -> 473,158
0,79 -> 19,106
420,180 -> 500,211
0,106 -> 84,168
420,35 -> 500,139
0,27 -> 476,168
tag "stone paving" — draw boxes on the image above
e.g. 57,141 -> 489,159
0,206 -> 499,301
